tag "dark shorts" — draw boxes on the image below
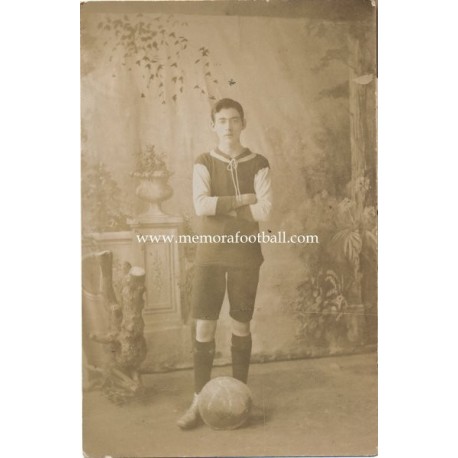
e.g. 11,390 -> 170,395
191,265 -> 260,322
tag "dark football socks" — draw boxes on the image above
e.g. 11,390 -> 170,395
193,339 -> 216,394
231,333 -> 252,384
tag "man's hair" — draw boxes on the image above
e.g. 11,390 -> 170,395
211,98 -> 244,122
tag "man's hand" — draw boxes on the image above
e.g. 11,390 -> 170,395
234,193 -> 257,208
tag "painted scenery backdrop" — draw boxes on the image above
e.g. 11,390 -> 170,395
81,0 -> 377,372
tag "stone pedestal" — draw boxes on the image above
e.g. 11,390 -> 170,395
128,215 -> 193,372
129,215 -> 184,327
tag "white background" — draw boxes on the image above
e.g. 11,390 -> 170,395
1,1 -> 457,457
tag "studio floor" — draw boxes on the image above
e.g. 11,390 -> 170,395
83,352 -> 377,457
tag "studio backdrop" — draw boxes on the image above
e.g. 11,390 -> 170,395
81,0 -> 377,373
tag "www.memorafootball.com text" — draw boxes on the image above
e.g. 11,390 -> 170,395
136,231 -> 319,244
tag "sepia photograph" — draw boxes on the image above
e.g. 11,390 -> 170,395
81,0 -> 377,456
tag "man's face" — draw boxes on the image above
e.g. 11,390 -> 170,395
211,108 -> 245,144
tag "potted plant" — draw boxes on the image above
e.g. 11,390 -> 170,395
131,144 -> 173,217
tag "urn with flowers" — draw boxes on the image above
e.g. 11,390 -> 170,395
131,145 -> 173,217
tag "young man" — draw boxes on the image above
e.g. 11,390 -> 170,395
177,98 -> 272,429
